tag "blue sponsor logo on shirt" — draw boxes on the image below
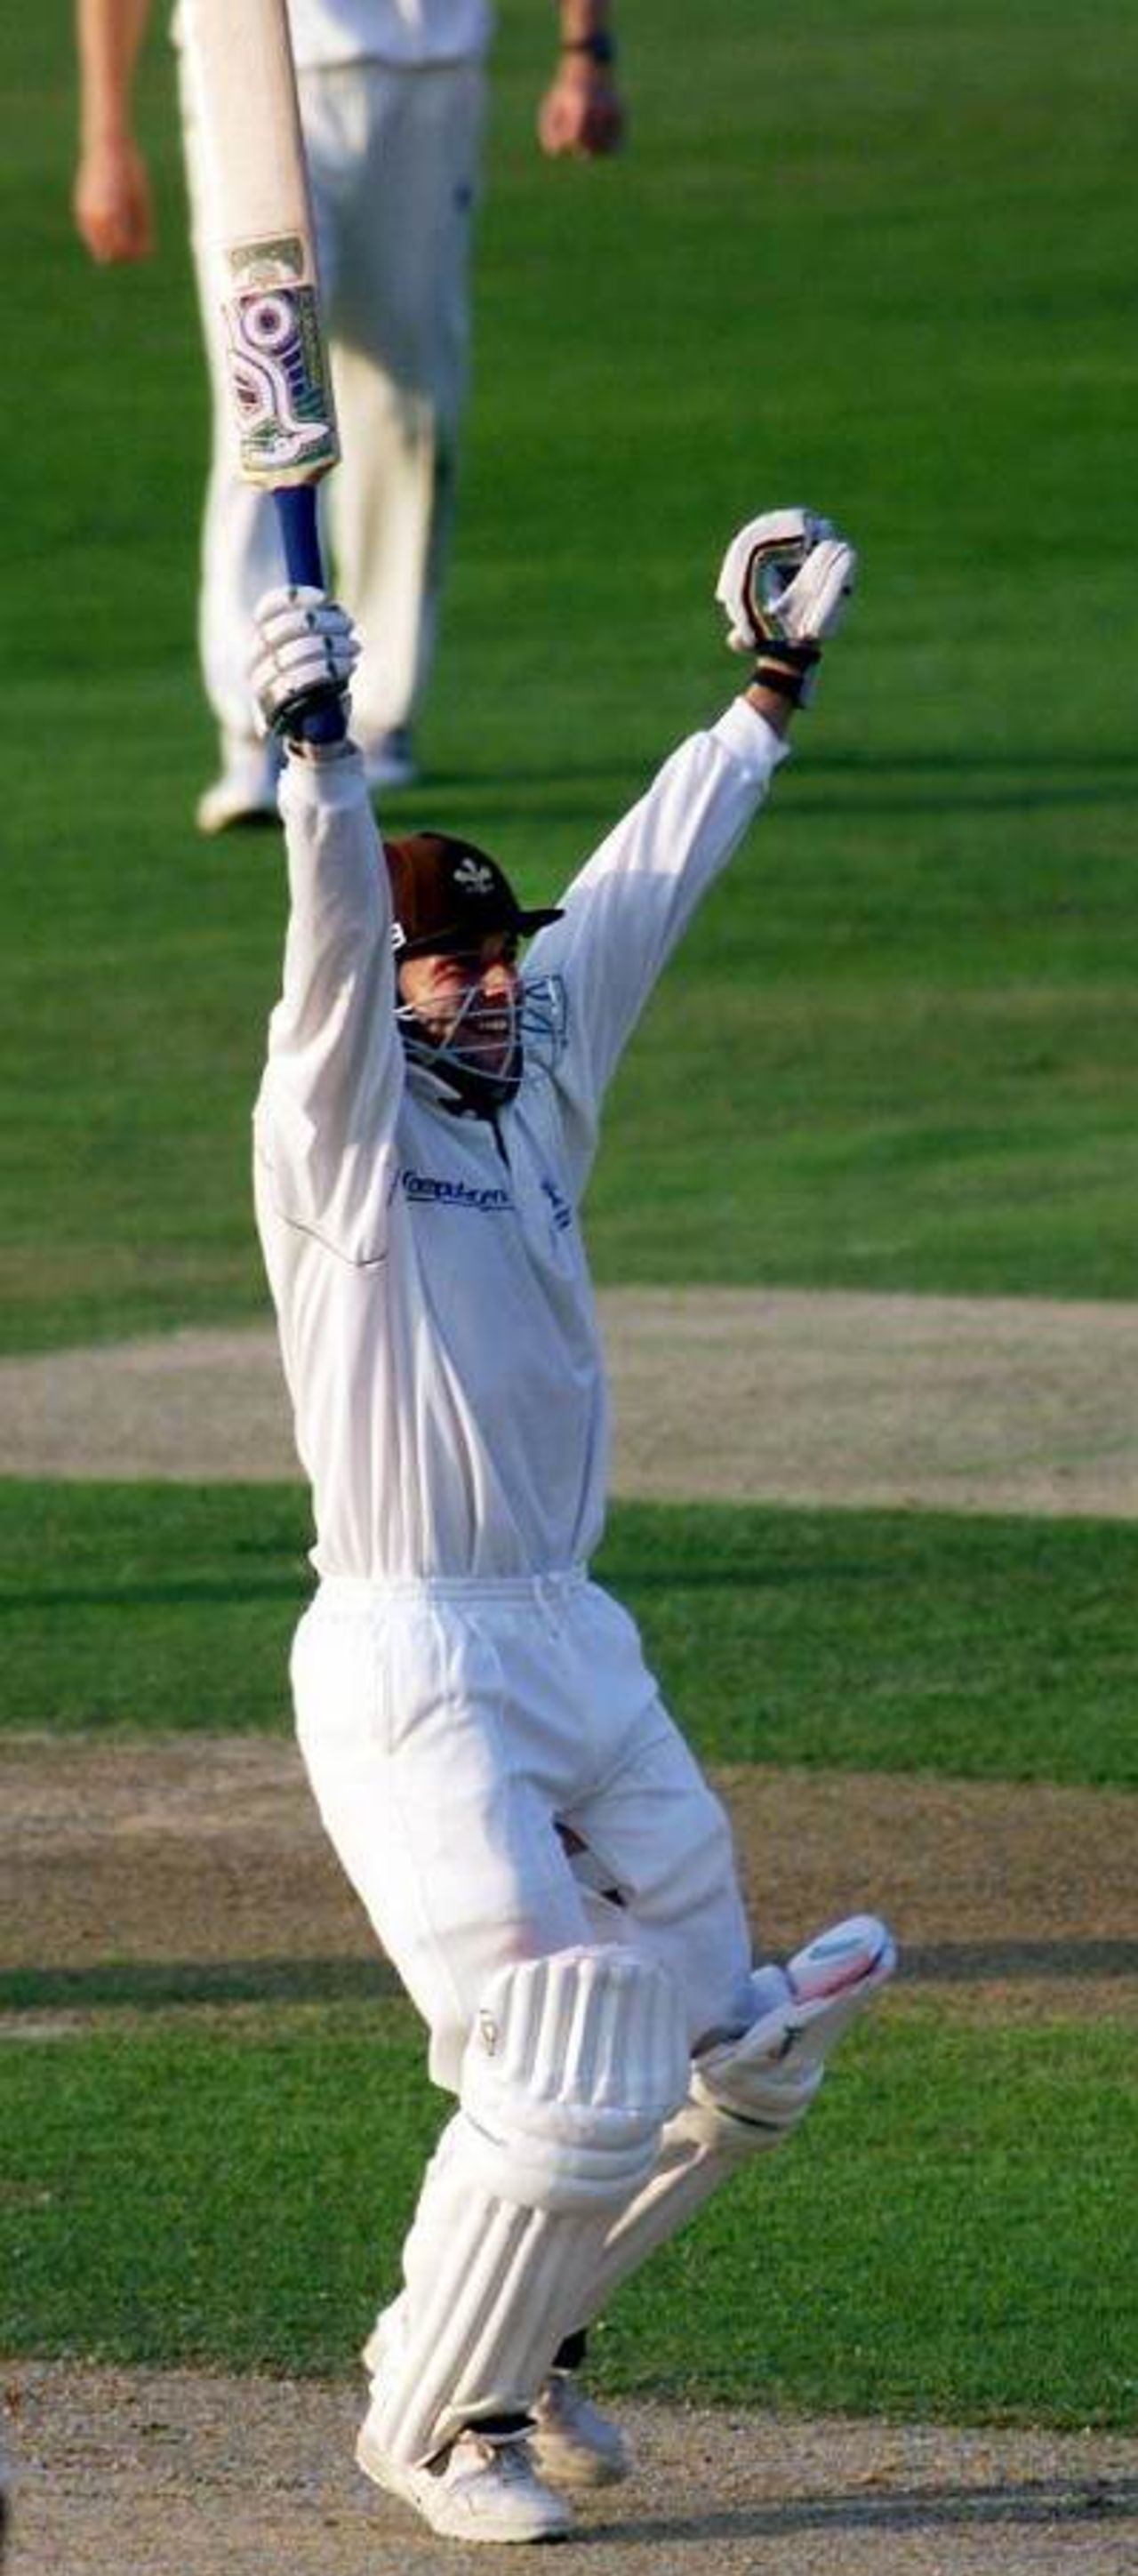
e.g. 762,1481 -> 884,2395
401,1167 -> 514,1215
541,1176 -> 573,1233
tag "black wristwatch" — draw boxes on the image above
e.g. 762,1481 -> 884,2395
561,30 -> 617,65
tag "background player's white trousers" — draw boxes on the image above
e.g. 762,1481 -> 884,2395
181,54 -> 485,753
290,1569 -> 756,2090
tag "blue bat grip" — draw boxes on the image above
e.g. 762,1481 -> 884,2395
274,483 -> 325,586
271,485 -> 348,746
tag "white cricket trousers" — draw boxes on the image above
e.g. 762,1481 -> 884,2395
180,53 -> 485,751
291,1569 -> 756,2090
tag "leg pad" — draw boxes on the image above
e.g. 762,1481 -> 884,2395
366,1945 -> 687,2465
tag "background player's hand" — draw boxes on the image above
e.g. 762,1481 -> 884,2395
716,508 -> 857,708
537,55 -> 625,156
250,586 -> 360,739
73,136 -> 154,263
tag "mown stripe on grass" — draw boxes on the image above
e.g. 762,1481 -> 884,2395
2,1483 -> 1137,1783
0,2010 -> 1134,2426
2,1938 -> 1137,2021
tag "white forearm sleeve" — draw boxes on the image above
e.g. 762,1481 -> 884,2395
254,748 -> 404,1261
528,702 -> 789,1187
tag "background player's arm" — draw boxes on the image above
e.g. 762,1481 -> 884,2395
74,0 -> 156,264
538,2 -> 625,158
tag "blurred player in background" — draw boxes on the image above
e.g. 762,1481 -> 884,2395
73,0 -> 625,832
244,507 -> 896,2545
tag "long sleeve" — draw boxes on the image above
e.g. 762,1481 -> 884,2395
253,748 -> 404,1264
526,700 -> 788,1192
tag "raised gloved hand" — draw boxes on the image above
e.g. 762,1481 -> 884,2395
715,508 -> 857,706
249,585 -> 359,741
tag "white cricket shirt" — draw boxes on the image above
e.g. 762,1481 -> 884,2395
253,701 -> 787,1580
173,0 -> 493,68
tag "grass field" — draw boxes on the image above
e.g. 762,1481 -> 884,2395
2,0 -> 1137,2459
3,2010 -> 1134,2429
5,1 -> 1138,1347
2,1480 -> 1137,1786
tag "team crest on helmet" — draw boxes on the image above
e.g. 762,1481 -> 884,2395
453,855 -> 495,897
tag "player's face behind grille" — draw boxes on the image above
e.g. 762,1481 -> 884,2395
396,939 -> 566,1111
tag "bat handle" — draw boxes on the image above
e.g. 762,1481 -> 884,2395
274,481 -> 325,585
271,484 -> 348,746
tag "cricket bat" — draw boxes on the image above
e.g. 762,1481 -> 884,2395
183,0 -> 344,739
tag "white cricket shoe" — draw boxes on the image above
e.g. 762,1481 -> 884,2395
360,2323 -> 626,2492
356,2418 -> 573,2544
359,726 -> 417,793
196,740 -> 281,835
530,2372 -> 629,2489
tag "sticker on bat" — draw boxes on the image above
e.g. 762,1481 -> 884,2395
221,233 -> 339,484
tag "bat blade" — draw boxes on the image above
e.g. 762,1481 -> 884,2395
185,0 -> 339,495
183,0 -> 342,720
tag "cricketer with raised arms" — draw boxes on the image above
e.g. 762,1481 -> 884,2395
232,482 -> 900,2545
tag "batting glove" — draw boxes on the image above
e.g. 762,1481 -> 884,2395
250,584 -> 360,740
715,508 -> 857,705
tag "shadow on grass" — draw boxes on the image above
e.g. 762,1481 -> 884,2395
813,748 -> 1138,778
0,1559 -> 894,1615
773,743 -> 1138,821
602,2475 -> 1138,2546
0,1958 -> 399,2011
3,1939 -> 1135,2018
795,782 -> 1136,819
0,1577 -> 307,1614
376,755 -> 637,793
396,745 -> 1138,786
904,1939 -> 1138,1984
405,749 -> 1138,836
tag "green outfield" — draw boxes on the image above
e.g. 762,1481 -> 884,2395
3,2008 -> 1134,2429
3,0 -> 1137,2455
5,1 -> 1138,1347
2,1481 -> 1137,1786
